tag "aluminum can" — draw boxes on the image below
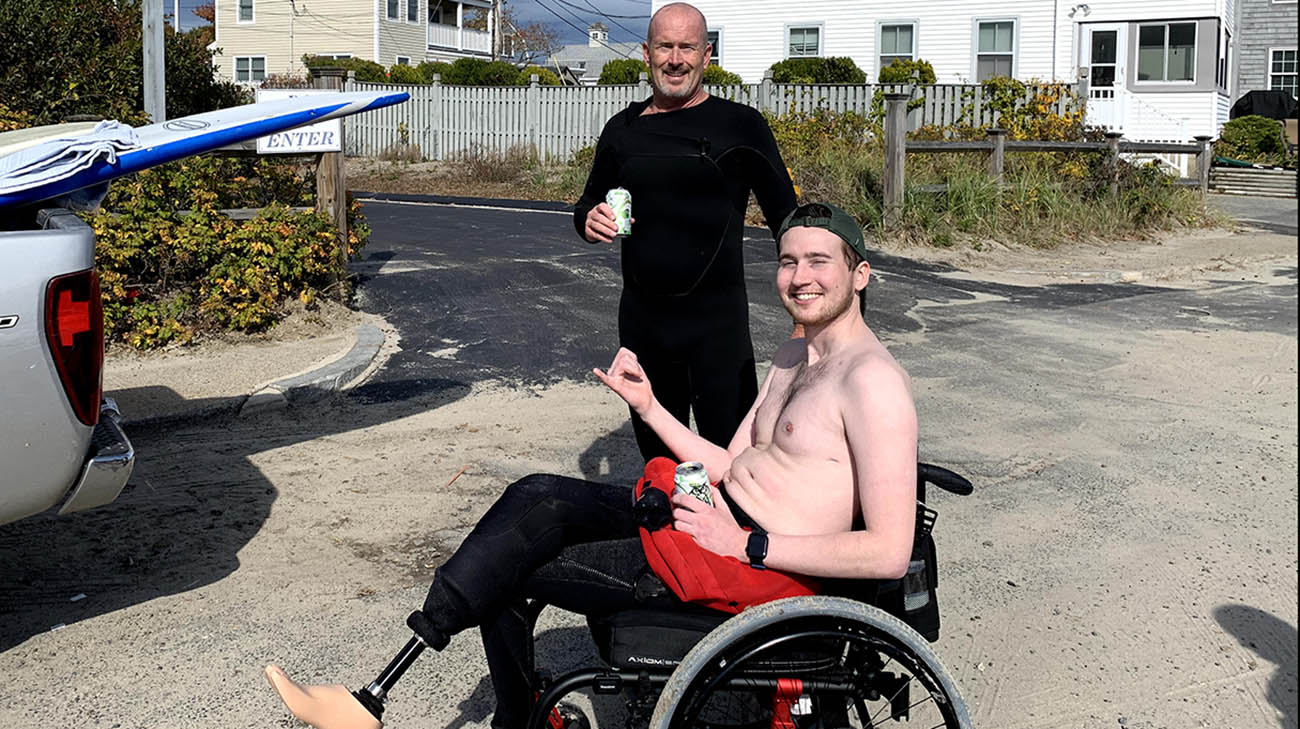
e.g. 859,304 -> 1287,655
673,461 -> 713,506
605,187 -> 632,236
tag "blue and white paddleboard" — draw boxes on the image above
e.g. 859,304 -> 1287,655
0,90 -> 408,210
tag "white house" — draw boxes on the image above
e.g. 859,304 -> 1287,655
210,0 -> 497,84
660,0 -> 1239,142
551,23 -> 643,85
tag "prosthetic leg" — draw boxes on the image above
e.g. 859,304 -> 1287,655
266,634 -> 427,729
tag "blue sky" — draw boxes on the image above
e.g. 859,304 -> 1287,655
169,0 -> 652,45
512,0 -> 651,46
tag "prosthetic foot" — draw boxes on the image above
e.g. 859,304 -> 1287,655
266,634 -> 428,729
265,665 -> 383,729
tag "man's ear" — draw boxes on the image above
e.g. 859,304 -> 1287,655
642,42 -> 651,67
854,261 -> 871,292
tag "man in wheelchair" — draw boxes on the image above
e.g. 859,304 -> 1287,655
266,202 -> 948,729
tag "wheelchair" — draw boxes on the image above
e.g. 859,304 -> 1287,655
521,462 -> 975,729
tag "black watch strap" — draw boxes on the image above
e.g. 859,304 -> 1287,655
746,531 -> 769,570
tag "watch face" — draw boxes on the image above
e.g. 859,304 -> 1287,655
747,532 -> 768,563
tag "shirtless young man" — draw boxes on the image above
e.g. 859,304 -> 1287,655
264,202 -> 917,729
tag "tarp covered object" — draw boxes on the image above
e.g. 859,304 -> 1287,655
1230,90 -> 1299,121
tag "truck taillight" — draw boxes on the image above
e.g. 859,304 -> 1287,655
44,270 -> 103,426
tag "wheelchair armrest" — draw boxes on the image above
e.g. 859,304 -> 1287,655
917,463 -> 973,496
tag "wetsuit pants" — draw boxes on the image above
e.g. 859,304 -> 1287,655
417,474 -> 647,729
618,284 -> 758,460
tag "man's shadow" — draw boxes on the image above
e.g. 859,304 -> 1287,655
577,422 -> 645,485
0,376 -> 470,654
440,625 -> 626,729
1213,603 -> 1298,728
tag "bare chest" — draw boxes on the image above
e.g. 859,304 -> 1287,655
752,363 -> 846,453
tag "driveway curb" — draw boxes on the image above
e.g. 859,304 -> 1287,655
239,323 -> 385,416
121,324 -> 386,429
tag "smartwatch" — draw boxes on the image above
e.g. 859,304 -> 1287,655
745,532 -> 769,570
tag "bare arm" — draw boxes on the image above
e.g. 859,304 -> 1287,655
594,348 -> 732,476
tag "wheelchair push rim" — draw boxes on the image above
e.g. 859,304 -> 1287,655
649,596 -> 973,729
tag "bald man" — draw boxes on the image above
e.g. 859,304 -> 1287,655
576,2 -> 798,462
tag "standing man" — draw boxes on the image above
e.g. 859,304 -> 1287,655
575,2 -> 797,460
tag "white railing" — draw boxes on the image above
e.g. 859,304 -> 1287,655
344,78 -> 1083,161
1087,86 -> 1189,142
1086,86 -> 1193,174
428,23 -> 491,54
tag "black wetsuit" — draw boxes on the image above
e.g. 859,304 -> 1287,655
574,96 -> 797,458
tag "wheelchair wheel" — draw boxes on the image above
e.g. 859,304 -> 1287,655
649,597 -> 971,729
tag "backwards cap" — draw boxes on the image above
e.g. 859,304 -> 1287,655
776,202 -> 869,263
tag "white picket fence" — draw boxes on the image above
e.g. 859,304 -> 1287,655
343,77 -> 1081,162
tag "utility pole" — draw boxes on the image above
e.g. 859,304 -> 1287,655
173,0 -> 180,31
494,0 -> 502,60
143,0 -> 166,122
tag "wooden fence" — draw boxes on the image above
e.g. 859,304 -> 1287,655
341,74 -> 1081,162
876,93 -> 1214,229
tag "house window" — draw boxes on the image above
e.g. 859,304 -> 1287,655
235,56 -> 266,82
237,0 -> 253,22
976,20 -> 1015,80
1270,48 -> 1298,99
1137,22 -> 1196,82
707,29 -> 722,66
1090,29 -> 1118,87
407,0 -> 418,23
880,23 -> 916,71
787,26 -> 822,57
396,56 -> 411,65
387,0 -> 399,20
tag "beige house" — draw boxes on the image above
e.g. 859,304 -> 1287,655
211,0 -> 497,84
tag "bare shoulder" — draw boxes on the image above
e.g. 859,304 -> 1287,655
840,345 -> 913,408
771,338 -> 808,371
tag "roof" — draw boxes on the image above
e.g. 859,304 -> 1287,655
550,42 -> 642,66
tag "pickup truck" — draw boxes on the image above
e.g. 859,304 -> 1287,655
0,89 -> 408,528
0,205 -> 133,526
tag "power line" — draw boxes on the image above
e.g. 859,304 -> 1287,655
532,0 -> 638,59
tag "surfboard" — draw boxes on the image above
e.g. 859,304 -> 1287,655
0,122 -> 102,160
0,89 -> 409,210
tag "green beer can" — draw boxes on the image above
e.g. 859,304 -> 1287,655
606,187 -> 632,236
673,461 -> 713,506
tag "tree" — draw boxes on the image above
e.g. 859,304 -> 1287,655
0,0 -> 246,126
192,2 -> 216,46
464,1 -> 559,65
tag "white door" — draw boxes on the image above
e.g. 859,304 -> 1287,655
1082,23 -> 1127,131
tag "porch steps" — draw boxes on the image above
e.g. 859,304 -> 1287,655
1209,167 -> 1297,199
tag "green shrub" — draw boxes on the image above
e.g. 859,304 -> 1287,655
599,58 -> 650,84
387,63 -> 425,84
480,60 -> 527,85
768,57 -> 867,84
417,60 -> 453,82
517,66 -> 564,86
878,58 -> 936,84
703,65 -> 744,85
86,156 -> 367,349
1216,115 -> 1295,167
302,55 -> 387,83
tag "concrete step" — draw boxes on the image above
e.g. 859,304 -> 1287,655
1212,172 -> 1296,181
1209,187 -> 1297,199
1210,179 -> 1298,190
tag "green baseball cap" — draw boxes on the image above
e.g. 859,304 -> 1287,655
776,202 -> 869,262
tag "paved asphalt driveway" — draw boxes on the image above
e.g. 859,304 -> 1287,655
351,196 -> 1290,393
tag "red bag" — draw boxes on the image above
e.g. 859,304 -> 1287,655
636,457 -> 818,614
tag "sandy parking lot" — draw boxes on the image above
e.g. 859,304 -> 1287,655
0,226 -> 1295,729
